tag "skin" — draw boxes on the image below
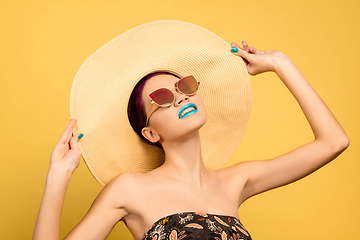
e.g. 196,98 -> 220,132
141,73 -> 207,146
33,41 -> 349,240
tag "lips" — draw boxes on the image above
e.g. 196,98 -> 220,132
178,103 -> 198,119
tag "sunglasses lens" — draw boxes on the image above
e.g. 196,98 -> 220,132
149,88 -> 174,106
177,76 -> 199,95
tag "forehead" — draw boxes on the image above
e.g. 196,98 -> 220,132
142,74 -> 179,98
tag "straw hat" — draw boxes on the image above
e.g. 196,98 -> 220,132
70,20 -> 251,186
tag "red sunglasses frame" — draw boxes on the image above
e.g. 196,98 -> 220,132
145,75 -> 200,126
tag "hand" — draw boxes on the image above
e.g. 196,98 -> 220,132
231,41 -> 286,76
49,119 -> 83,174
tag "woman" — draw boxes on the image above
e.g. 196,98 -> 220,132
33,22 -> 349,240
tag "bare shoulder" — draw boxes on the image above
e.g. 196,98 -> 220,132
100,172 -> 152,214
108,172 -> 151,195
110,172 -> 147,187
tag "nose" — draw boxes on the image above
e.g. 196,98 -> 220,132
174,92 -> 190,107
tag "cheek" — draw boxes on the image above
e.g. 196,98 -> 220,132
150,108 -> 179,130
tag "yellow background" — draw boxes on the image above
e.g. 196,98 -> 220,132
1,0 -> 359,239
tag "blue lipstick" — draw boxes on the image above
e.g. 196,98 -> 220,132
178,103 -> 198,119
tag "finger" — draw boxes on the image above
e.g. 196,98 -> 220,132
249,46 -> 261,54
231,42 -> 249,53
230,42 -> 241,49
231,41 -> 249,52
65,122 -> 77,143
59,119 -> 77,144
231,45 -> 253,62
246,64 -> 255,76
241,41 -> 250,52
69,133 -> 82,153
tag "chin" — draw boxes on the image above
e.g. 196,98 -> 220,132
197,114 -> 207,129
159,109 -> 207,141
186,112 -> 207,132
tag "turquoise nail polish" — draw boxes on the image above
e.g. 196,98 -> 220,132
242,41 -> 244,44
78,133 -> 84,139
230,42 -> 233,45
231,47 -> 238,53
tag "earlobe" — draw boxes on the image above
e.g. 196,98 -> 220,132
141,127 -> 161,143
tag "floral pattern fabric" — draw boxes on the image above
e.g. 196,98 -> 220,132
141,212 -> 252,240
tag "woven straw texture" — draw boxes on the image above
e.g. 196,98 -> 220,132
70,20 -> 251,186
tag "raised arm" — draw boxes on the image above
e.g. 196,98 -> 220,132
33,119 -> 128,240
33,119 -> 82,240
228,42 -> 349,204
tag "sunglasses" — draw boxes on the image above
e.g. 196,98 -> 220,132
145,75 -> 200,126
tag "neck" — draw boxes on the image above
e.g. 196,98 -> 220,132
159,132 -> 210,187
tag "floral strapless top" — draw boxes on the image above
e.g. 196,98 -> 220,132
141,212 -> 252,240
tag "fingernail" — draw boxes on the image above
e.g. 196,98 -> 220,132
78,133 -> 84,139
230,42 -> 233,45
231,47 -> 238,53
242,41 -> 245,44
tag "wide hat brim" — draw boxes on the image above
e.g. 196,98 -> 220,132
70,20 -> 251,186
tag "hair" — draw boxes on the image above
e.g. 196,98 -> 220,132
127,71 -> 180,149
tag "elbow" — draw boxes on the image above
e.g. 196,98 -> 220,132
316,136 -> 350,156
340,137 -> 350,150
333,137 -> 350,154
